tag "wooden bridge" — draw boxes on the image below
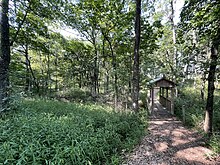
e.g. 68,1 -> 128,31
147,76 -> 176,115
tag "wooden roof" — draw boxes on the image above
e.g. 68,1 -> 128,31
149,77 -> 176,88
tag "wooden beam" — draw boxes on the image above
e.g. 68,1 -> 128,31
171,87 -> 174,115
159,87 -> 161,104
152,88 -> 154,113
166,87 -> 169,111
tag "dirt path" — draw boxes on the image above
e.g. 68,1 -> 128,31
123,101 -> 220,165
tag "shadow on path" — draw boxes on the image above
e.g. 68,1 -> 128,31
123,101 -> 219,165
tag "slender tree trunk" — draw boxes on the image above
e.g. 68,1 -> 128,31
193,66 -> 197,89
105,70 -> 109,94
108,41 -> 118,109
0,0 -> 10,111
25,44 -> 30,91
92,33 -> 99,98
79,73 -> 82,88
10,1 -> 31,47
170,0 -> 177,80
204,42 -> 219,136
200,72 -> 206,101
132,0 -> 141,112
182,63 -> 189,85
55,54 -> 58,91
24,45 -> 39,92
109,44 -> 118,109
102,32 -> 118,107
102,41 -> 110,94
170,0 -> 176,46
46,53 -> 52,94
129,53 -> 132,94
111,45 -> 118,109
94,56 -> 99,94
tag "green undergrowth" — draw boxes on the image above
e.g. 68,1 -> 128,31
174,85 -> 220,154
174,86 -> 205,128
55,88 -> 93,102
0,99 -> 146,164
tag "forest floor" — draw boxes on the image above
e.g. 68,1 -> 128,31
123,101 -> 220,165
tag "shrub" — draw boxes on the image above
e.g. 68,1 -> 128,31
174,85 -> 220,154
174,94 -> 204,128
210,134 -> 220,154
55,88 -> 93,102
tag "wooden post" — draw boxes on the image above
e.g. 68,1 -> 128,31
171,87 -> 174,115
159,87 -> 161,104
166,87 -> 169,111
147,89 -> 150,113
148,88 -> 152,114
152,87 -> 154,113
162,87 -> 164,97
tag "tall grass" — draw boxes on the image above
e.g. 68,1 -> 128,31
0,99 -> 146,164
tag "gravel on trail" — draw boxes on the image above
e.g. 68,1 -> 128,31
123,101 -> 220,165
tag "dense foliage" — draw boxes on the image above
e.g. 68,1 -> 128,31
7,0 -> 161,108
174,82 -> 220,154
0,99 -> 146,164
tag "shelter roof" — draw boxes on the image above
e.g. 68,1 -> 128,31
149,76 -> 176,88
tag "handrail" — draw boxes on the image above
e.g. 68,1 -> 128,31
159,95 -> 171,102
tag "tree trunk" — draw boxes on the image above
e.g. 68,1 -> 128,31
0,0 -> 10,111
129,53 -> 132,94
101,31 -> 118,107
94,56 -> 99,94
200,72 -> 206,101
170,0 -> 177,80
105,70 -> 109,94
24,46 -> 39,93
204,42 -> 219,136
108,40 -> 118,109
46,53 -> 52,94
92,33 -> 99,98
25,44 -> 30,91
55,54 -> 58,91
10,1 -> 31,47
132,0 -> 141,112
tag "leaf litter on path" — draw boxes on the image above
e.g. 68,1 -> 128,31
123,101 -> 220,165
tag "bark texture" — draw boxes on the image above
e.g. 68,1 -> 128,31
204,42 -> 219,135
0,0 -> 10,111
132,0 -> 141,112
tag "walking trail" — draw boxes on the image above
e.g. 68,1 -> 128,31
123,101 -> 220,165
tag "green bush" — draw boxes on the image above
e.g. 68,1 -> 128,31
174,92 -> 204,128
210,133 -> 220,154
0,99 -> 146,164
174,85 -> 220,154
55,88 -> 93,102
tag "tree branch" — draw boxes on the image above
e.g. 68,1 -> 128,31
10,0 -> 31,46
